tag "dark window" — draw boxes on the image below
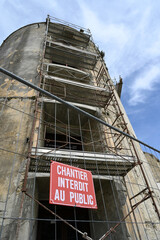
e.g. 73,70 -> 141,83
36,201 -> 90,240
52,61 -> 76,69
45,133 -> 82,151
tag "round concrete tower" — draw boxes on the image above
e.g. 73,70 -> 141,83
0,16 -> 160,240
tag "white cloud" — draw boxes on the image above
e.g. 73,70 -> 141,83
76,0 -> 131,76
129,65 -> 160,105
77,4 -> 130,47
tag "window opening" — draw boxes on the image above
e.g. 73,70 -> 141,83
45,133 -> 82,151
36,201 -> 91,240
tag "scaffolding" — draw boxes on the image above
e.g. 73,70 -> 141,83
0,15 -> 160,240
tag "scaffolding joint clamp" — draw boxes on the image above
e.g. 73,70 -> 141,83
82,232 -> 92,240
22,188 -> 26,193
110,227 -> 116,233
133,161 -> 143,167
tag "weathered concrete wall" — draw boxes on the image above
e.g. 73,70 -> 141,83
0,23 -> 45,239
0,99 -> 35,239
0,23 -> 45,97
144,152 -> 160,184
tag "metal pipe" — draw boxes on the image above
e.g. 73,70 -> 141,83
0,67 -> 160,154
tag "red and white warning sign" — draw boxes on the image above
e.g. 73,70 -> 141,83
49,161 -> 97,209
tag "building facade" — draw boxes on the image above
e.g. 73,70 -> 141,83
0,16 -> 160,240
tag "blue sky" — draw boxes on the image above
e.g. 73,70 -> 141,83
0,0 -> 160,150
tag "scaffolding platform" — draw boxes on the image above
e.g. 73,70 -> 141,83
48,22 -> 91,48
45,40 -> 98,70
42,63 -> 92,84
42,74 -> 111,107
30,147 -> 135,176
